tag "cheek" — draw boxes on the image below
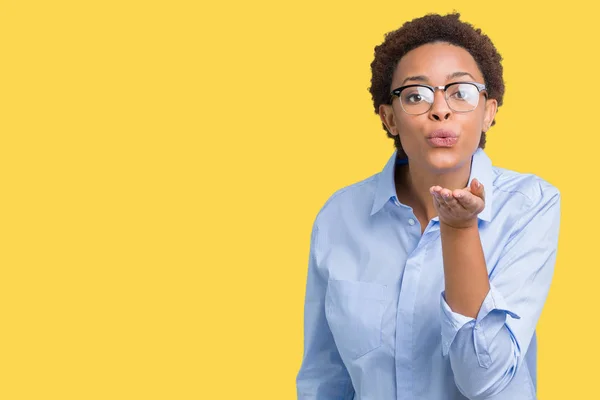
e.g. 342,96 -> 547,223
396,114 -> 422,138
395,118 -> 423,151
459,112 -> 485,135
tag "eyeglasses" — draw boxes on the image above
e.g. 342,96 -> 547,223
389,82 -> 487,115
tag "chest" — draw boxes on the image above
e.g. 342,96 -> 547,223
319,217 -> 504,362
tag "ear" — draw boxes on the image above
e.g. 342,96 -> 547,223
482,98 -> 498,132
379,104 -> 399,136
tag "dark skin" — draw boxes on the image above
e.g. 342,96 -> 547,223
378,42 -> 498,318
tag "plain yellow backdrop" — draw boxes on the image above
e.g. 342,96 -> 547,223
0,0 -> 597,398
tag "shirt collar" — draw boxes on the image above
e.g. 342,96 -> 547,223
370,148 -> 494,222
370,149 -> 400,216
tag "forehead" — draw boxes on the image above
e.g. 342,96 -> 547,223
392,42 -> 484,86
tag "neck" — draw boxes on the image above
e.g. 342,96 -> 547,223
395,157 -> 472,221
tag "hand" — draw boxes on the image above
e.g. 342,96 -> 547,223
430,179 -> 485,229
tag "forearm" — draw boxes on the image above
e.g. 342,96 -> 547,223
439,223 -> 521,398
440,222 -> 490,318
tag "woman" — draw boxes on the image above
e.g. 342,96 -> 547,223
296,13 -> 560,400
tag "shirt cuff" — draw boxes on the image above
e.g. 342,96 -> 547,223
440,283 -> 521,363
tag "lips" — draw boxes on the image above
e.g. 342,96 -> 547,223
426,129 -> 458,147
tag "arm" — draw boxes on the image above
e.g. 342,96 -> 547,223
435,179 -> 491,319
438,187 -> 561,399
440,221 -> 490,318
296,221 -> 355,400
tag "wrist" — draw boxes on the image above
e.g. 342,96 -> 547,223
440,218 -> 478,232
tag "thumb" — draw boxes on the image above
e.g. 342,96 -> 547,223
471,179 -> 485,199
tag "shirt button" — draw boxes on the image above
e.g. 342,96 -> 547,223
408,218 -> 416,226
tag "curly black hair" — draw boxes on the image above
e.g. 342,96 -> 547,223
369,12 -> 505,157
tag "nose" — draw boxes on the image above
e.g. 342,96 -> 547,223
429,88 -> 451,121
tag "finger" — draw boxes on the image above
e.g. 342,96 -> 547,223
430,186 -> 445,207
430,186 -> 443,197
440,188 -> 459,208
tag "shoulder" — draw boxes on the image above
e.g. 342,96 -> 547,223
491,166 -> 561,223
313,173 -> 379,229
493,166 -> 560,202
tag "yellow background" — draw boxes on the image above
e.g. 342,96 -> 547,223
0,0 -> 596,398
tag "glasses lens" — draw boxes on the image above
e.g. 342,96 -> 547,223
400,86 -> 434,115
446,83 -> 480,112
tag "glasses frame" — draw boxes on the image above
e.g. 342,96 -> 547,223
389,81 -> 488,115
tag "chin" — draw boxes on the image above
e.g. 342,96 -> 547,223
423,148 -> 468,172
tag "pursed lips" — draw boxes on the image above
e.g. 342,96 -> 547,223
426,129 -> 459,147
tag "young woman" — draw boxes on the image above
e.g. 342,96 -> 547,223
296,13 -> 560,400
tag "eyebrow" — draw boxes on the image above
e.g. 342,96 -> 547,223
401,71 -> 476,85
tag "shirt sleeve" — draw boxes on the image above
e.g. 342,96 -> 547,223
439,187 -> 561,399
296,220 -> 355,400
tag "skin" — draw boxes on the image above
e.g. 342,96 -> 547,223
378,42 -> 498,318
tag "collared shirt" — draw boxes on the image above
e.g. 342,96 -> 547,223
296,148 -> 561,400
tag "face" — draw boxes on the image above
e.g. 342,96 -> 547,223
379,42 -> 497,172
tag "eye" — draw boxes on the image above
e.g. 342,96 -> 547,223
401,87 -> 431,104
448,84 -> 476,102
455,90 -> 467,99
406,93 -> 423,103
450,89 -> 468,100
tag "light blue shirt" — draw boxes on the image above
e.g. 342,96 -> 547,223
296,148 -> 561,400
